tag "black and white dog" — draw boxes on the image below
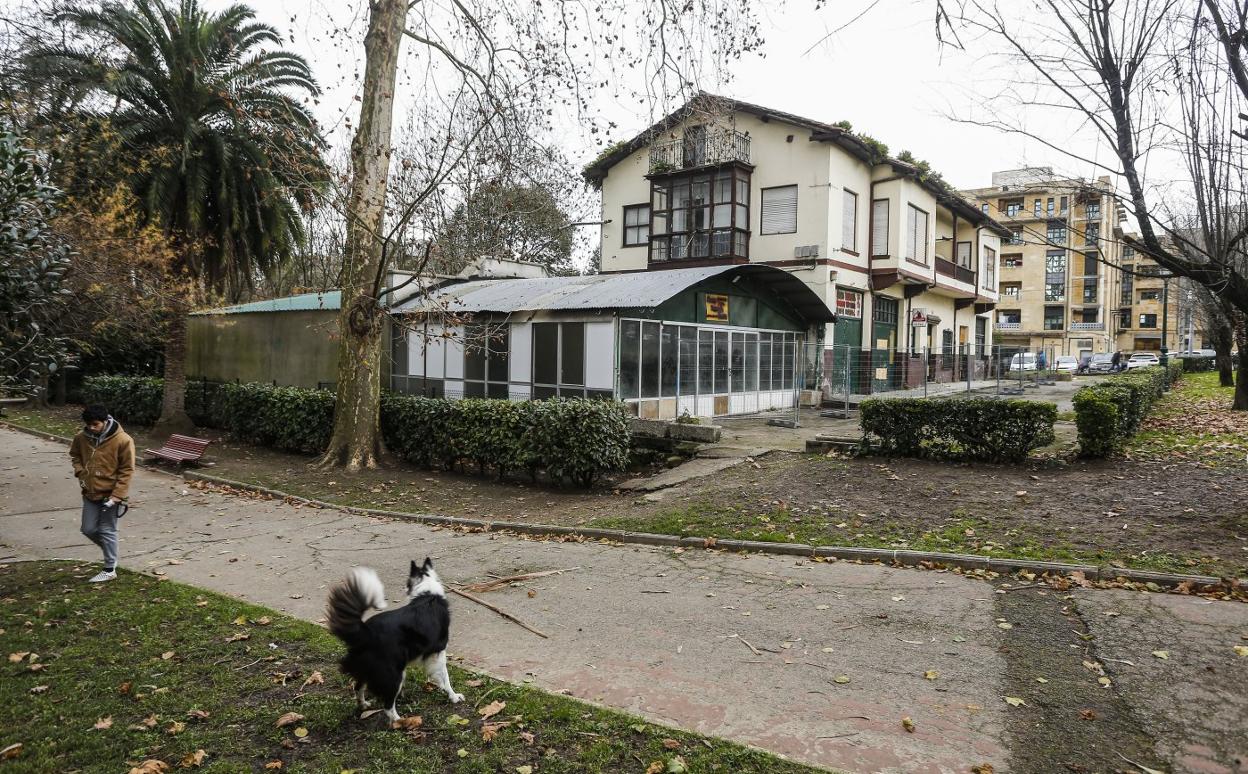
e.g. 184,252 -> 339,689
326,558 -> 464,722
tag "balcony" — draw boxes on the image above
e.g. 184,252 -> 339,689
996,321 -> 1022,330
649,130 -> 751,174
1070,322 -> 1105,331
935,257 -> 975,285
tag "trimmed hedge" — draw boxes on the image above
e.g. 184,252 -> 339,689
1181,356 -> 1215,373
1073,365 -> 1179,457
859,397 -> 1057,463
82,376 -> 629,486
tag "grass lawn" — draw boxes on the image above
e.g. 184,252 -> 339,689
0,561 -> 816,774
1125,370 -> 1248,467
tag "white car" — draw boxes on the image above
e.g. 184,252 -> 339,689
1009,353 -> 1038,371
1126,353 -> 1161,369
1055,356 -> 1079,373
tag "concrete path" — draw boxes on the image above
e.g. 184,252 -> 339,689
2,427 -> 1245,773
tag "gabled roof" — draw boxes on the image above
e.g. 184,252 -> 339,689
193,290 -> 341,316
393,264 -> 836,324
582,92 -> 879,186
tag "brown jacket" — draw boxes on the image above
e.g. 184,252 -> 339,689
69,419 -> 136,502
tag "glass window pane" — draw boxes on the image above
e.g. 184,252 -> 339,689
771,334 -> 784,387
561,322 -> 585,386
488,326 -> 509,384
642,322 -> 660,398
714,331 -> 729,393
713,204 -> 731,228
715,173 -> 731,203
652,211 -> 668,236
533,323 -> 558,385
745,333 -> 758,391
533,385 -> 557,400
712,230 -> 731,257
464,381 -> 484,397
698,330 -> 714,393
619,320 -> 640,399
759,339 -> 771,390
464,324 -> 486,381
660,325 -> 679,397
487,382 -> 508,399
783,341 -> 795,389
730,333 -> 745,394
679,332 -> 697,395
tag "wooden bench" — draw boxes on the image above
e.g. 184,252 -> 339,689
144,434 -> 212,466
0,396 -> 27,418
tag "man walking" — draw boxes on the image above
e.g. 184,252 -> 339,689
69,405 -> 135,582
1111,350 -> 1122,372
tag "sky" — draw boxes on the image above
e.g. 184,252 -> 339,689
197,0 -> 1108,193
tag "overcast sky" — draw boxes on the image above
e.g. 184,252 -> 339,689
197,0 -> 1107,193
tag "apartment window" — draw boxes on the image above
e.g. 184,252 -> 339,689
1047,197 -> 1055,215
1009,229 -> 1023,245
841,189 -> 858,251
983,246 -> 996,289
1002,254 -> 1023,268
1001,282 -> 1022,299
1121,245 -> 1134,258
954,241 -> 972,270
650,168 -> 750,263
942,328 -> 954,355
1044,306 -> 1065,330
1059,195 -> 1068,213
906,204 -> 929,263
533,322 -> 597,399
622,204 -> 650,247
463,324 -> 510,399
1005,200 -> 1022,217
1085,223 -> 1100,245
1083,253 -> 1099,275
975,317 -> 987,354
1120,264 -> 1134,305
1045,250 -> 1066,302
1139,313 -> 1158,328
760,184 -> 798,235
874,296 -> 899,324
1119,310 -> 1131,328
1140,289 -> 1160,301
981,203 -> 989,213
1087,203 -> 1101,219
1083,281 -> 1098,304
999,310 -> 1021,324
836,288 -> 863,318
1047,222 -> 1067,244
1045,283 -> 1065,301
871,199 -> 889,256
1033,198 -> 1042,216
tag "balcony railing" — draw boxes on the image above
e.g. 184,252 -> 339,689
649,130 -> 751,174
996,321 -> 1022,330
1070,322 -> 1105,331
935,257 -> 975,284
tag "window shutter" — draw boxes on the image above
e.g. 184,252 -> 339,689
871,200 -> 888,256
761,186 -> 798,235
906,206 -> 918,260
841,190 -> 857,251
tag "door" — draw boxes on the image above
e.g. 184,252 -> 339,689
871,296 -> 899,392
831,289 -> 863,394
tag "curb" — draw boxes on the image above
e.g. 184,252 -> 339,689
5,420 -> 1239,591
181,470 -> 1241,591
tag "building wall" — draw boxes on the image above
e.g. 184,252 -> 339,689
186,310 -> 340,388
1112,255 -> 1192,353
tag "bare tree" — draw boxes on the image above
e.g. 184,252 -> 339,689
952,0 -> 1248,408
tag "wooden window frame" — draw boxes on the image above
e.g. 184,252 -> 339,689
905,203 -> 929,265
841,188 -> 858,252
648,167 -> 751,263
622,204 -> 650,248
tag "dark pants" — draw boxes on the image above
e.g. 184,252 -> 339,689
80,498 -> 118,569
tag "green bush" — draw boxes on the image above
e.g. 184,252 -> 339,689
859,397 -> 1056,463
81,375 -> 164,426
1074,365 -> 1173,457
1181,356 -> 1215,373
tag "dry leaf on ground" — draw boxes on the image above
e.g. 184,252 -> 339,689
391,716 -> 423,731
275,712 -> 304,728
127,761 -> 170,774
300,671 -> 324,689
901,716 -> 915,732
178,749 -> 207,768
0,744 -> 21,761
93,716 -> 113,730
478,700 -> 506,720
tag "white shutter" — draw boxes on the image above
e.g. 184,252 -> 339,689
871,199 -> 888,256
920,209 -> 929,261
841,189 -> 857,251
761,185 -> 798,235
906,205 -> 918,260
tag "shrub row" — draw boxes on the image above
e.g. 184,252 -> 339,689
1181,356 -> 1215,373
82,376 -> 629,486
1072,365 -> 1179,457
859,397 -> 1057,463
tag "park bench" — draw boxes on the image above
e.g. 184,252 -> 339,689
0,396 -> 27,418
144,434 -> 212,466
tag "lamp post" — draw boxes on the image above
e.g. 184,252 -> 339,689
1160,273 -> 1171,366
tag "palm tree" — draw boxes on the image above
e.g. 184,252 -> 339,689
33,0 -> 327,431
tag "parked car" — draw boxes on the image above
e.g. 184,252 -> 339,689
1088,353 -> 1117,373
1055,356 -> 1079,373
1008,353 -> 1038,371
1176,349 -> 1216,358
1126,352 -> 1161,369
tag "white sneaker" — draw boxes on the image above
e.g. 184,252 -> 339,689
88,570 -> 117,583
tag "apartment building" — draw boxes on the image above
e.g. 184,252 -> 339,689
962,168 -> 1124,358
1114,239 -> 1198,353
584,94 -> 1009,404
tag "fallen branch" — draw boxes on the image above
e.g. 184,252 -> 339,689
732,635 -> 762,656
449,587 -> 548,639
996,584 -> 1044,593
459,567 -> 580,594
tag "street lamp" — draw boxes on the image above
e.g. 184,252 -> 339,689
1159,271 -> 1173,366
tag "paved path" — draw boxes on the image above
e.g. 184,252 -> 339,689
2,427 -> 1245,773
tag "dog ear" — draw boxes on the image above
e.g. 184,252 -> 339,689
410,559 -> 419,576
422,556 -> 434,570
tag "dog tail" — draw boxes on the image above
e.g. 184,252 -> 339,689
326,567 -> 387,643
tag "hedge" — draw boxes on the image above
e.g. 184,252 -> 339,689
859,397 -> 1057,463
82,376 -> 629,486
1073,364 -> 1179,457
1181,356 -> 1215,373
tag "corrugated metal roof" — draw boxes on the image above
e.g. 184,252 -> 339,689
393,265 -> 836,323
194,291 -> 341,316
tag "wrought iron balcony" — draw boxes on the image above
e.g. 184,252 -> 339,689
649,130 -> 751,174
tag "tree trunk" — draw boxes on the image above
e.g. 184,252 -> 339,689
317,0 -> 407,471
1210,320 -> 1235,388
1234,316 -> 1248,411
154,301 -> 196,434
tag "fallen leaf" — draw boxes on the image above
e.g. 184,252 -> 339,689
293,727 -> 309,739
478,700 -> 506,720
456,748 -> 468,758
1079,709 -> 1096,721
527,589 -> 537,598
0,743 -> 21,760
997,622 -> 1014,630
662,738 -> 680,750
480,721 -> 508,741
161,651 -> 175,661
1233,645 -> 1248,657
646,763 -> 664,774
225,632 -> 250,643
165,721 -> 186,735
231,615 -> 248,626
128,761 -> 170,774
186,709 -> 210,721
516,767 -> 533,774
276,712 -> 304,728
519,730 -> 535,745
465,679 -> 485,687
392,716 -> 423,731
1151,650 -> 1169,660
833,675 -> 850,684
178,749 -> 207,768
901,716 -> 915,733
1004,697 -> 1027,707
7,651 -> 28,663
666,756 -> 688,773
94,716 -> 113,730
29,685 -> 48,694
264,762 -> 282,770
118,681 -> 133,694
923,670 -> 939,680
254,616 -> 272,625
446,714 -> 470,726
1098,677 -> 1112,688
971,765 -> 994,774
300,671 -> 324,689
